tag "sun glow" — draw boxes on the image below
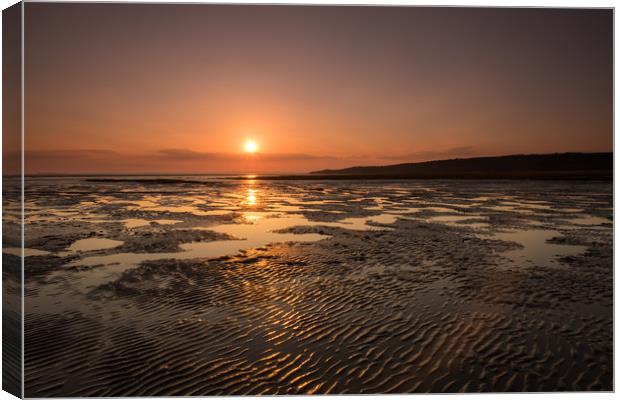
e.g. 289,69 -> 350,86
243,140 -> 259,154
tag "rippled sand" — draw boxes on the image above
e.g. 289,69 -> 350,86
7,177 -> 612,395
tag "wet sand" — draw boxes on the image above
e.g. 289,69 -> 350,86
11,177 -> 613,395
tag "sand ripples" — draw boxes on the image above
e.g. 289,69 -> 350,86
26,218 -> 612,395
22,179 -> 612,395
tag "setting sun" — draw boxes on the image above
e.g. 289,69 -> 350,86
243,140 -> 259,154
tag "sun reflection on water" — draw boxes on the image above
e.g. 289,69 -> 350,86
246,189 -> 258,206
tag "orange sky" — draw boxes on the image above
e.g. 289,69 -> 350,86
18,5 -> 612,174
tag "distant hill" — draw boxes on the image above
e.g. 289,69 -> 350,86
307,152 -> 612,180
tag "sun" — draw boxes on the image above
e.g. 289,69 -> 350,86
243,139 -> 259,154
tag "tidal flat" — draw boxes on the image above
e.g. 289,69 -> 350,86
6,177 -> 613,395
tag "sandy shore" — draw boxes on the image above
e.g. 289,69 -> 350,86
13,178 -> 612,395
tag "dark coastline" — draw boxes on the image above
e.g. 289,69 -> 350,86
78,152 -> 612,183
240,170 -> 612,181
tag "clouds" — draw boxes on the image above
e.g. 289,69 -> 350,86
156,149 -> 336,162
23,149 -> 121,160
156,149 -> 232,161
21,148 -> 345,174
21,149 -> 158,175
20,146 -> 483,174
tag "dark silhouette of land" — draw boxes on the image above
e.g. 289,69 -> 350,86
81,153 -> 612,184
296,152 -> 611,180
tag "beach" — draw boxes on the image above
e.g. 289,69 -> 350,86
8,177 -> 612,395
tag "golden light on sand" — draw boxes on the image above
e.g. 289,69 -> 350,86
243,139 -> 259,154
244,212 -> 261,222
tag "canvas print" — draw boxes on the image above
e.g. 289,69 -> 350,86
2,3 -> 613,397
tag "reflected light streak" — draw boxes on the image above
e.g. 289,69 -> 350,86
246,189 -> 257,206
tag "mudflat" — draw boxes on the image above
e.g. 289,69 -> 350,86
10,177 -> 612,395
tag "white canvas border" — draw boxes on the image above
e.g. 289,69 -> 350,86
0,1 -> 615,399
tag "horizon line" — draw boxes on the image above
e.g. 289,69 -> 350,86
9,150 -> 613,177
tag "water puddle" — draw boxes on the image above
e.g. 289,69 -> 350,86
4,247 -> 51,257
415,206 -> 459,214
67,211 -> 402,273
490,229 -> 586,268
126,198 -> 221,216
66,213 -> 327,270
568,216 -> 610,226
123,219 -> 182,229
67,238 -> 124,252
555,208 -> 584,213
199,210 -> 236,216
412,214 -> 488,228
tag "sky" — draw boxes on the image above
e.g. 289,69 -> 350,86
18,4 -> 613,174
